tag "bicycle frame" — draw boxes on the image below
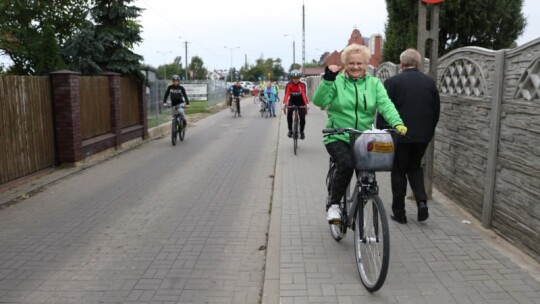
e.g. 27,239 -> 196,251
344,170 -> 379,227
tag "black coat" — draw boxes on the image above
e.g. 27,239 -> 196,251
377,68 -> 440,143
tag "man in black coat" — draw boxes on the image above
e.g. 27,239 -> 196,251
377,48 -> 440,224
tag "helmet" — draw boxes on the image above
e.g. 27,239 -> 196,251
290,70 -> 302,78
171,75 -> 180,81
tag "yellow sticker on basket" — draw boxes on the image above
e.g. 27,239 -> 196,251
368,142 -> 394,153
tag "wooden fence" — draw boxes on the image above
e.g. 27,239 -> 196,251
0,76 -> 55,185
1,72 -> 147,186
120,77 -> 140,128
80,76 -> 111,140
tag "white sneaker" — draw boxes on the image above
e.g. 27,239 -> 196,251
326,205 -> 341,223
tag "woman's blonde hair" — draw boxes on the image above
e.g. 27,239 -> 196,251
341,44 -> 371,64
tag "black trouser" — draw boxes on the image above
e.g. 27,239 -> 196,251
325,141 -> 354,205
287,106 -> 306,132
391,142 -> 429,217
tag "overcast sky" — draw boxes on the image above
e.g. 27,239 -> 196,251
1,0 -> 539,71
134,0 -> 540,72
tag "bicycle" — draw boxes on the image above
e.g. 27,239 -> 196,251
259,97 -> 269,118
170,104 -> 187,146
231,95 -> 240,118
323,127 -> 399,292
286,105 -> 306,155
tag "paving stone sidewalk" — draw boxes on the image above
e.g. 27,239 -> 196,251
263,107 -> 540,304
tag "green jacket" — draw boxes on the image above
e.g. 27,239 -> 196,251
313,72 -> 403,145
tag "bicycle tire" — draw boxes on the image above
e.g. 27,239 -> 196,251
354,193 -> 390,292
293,121 -> 298,155
327,164 -> 345,241
179,119 -> 185,141
171,118 -> 177,146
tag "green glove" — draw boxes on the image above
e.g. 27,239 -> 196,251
395,125 -> 408,136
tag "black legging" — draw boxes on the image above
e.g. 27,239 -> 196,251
287,106 -> 306,132
325,140 -> 354,205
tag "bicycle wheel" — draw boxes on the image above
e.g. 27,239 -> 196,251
179,119 -> 185,141
327,164 -> 346,241
293,121 -> 298,155
354,193 -> 390,292
233,101 -> 238,118
171,118 -> 178,146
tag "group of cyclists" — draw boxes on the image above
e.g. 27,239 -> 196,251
162,70 -> 311,139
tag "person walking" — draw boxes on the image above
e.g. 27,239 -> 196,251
313,44 -> 407,223
377,48 -> 440,224
263,82 -> 278,117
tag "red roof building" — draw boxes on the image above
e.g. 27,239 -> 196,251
323,28 -> 383,68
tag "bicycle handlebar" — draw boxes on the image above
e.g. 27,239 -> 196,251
322,127 -> 401,136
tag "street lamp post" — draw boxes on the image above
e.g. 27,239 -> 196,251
284,34 -> 296,66
156,51 -> 171,80
224,46 -> 239,82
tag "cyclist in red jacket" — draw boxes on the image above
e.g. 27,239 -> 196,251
283,70 -> 309,139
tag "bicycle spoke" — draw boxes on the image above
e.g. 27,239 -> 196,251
355,194 -> 389,292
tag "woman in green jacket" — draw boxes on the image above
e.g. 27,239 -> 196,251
313,44 -> 407,223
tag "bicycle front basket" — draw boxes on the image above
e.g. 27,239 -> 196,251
353,130 -> 395,171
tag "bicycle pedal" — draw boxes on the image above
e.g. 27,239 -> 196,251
328,219 -> 342,225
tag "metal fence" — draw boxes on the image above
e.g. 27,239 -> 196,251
145,79 -> 227,128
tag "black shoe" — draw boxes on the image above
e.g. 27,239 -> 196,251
391,213 -> 407,224
300,132 -> 305,140
287,130 -> 292,138
417,201 -> 429,222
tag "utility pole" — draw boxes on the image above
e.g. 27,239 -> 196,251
284,34 -> 296,66
302,1 -> 305,71
156,51 -> 171,80
184,41 -> 189,80
224,46 -> 239,82
416,0 -> 443,201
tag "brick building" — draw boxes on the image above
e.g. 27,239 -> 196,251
321,28 -> 383,68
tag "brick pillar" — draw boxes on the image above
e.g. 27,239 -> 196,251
140,83 -> 149,139
51,70 -> 82,163
373,35 -> 382,66
102,72 -> 121,146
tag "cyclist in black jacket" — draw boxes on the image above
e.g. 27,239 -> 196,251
163,75 -> 190,124
230,81 -> 243,117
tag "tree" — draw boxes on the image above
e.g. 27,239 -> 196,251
240,57 -> 285,81
62,20 -> 104,75
91,0 -> 144,76
189,56 -> 207,80
383,0 -> 526,63
0,0 -> 89,74
156,56 -> 184,80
